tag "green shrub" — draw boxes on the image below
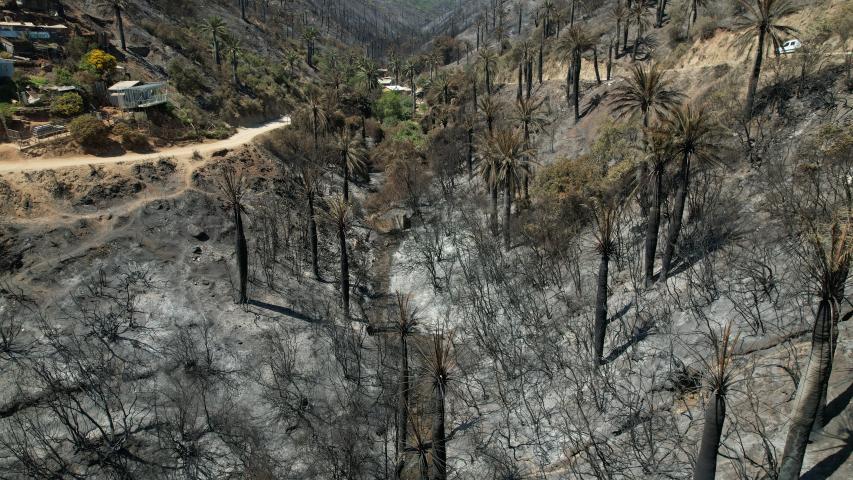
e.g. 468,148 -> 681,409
53,67 -> 75,86
50,92 -> 84,117
168,60 -> 205,95
376,91 -> 412,123
121,130 -> 149,151
68,114 -> 109,147
392,120 -> 425,148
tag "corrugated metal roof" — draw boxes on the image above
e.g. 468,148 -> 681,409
108,80 -> 141,91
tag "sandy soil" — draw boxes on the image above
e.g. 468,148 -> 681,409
0,116 -> 291,174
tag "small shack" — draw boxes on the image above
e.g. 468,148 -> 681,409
108,81 -> 168,110
0,59 -> 13,79
16,0 -> 59,12
1,36 -> 34,56
384,85 -> 411,93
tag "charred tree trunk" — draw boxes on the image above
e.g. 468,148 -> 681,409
338,223 -> 350,322
660,151 -> 690,280
779,298 -> 835,480
431,385 -> 447,480
644,163 -> 663,287
744,26 -> 766,119
467,127 -> 474,179
342,156 -> 350,201
490,185 -> 498,236
503,180 -> 512,250
308,193 -> 320,280
593,250 -> 609,364
114,4 -> 126,51
234,204 -> 248,304
607,40 -> 613,81
395,333 -> 410,479
573,50 -> 581,122
517,62 -> 523,100
692,390 -> 726,480
593,46 -> 601,85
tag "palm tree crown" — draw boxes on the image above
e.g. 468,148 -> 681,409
609,63 -> 683,127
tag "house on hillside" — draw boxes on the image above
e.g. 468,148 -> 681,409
1,36 -> 34,56
16,0 -> 59,12
384,84 -> 411,93
108,81 -> 168,110
0,22 -> 69,42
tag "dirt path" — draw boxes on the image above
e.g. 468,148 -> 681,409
0,116 -> 291,173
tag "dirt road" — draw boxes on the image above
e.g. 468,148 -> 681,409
0,116 -> 291,173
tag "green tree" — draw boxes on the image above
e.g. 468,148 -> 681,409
285,50 -> 301,76
200,17 -> 227,66
734,0 -> 798,118
50,92 -> 83,117
357,58 -> 381,95
68,114 -> 109,148
222,35 -> 243,86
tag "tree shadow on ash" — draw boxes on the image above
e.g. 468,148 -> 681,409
603,323 -> 652,365
824,380 -> 853,425
580,91 -> 608,120
248,299 -> 323,324
801,429 -> 853,479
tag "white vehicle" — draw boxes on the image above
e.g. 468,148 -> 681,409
777,39 -> 801,54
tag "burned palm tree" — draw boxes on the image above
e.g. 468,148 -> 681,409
693,321 -> 739,480
512,96 -> 548,202
734,0 -> 798,119
477,47 -> 497,96
478,95 -> 501,135
217,165 -> 248,305
322,197 -> 354,322
642,128 -> 674,286
369,293 -> 419,479
610,63 -> 682,217
480,129 -> 535,250
779,218 -> 851,479
300,92 -> 327,144
659,105 -> 720,281
334,129 -> 366,201
296,162 -> 322,281
112,0 -> 127,51
557,25 -> 594,122
418,333 -> 455,480
589,161 -> 633,364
